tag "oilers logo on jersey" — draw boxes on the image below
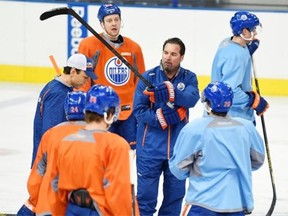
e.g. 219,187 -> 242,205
104,57 -> 130,86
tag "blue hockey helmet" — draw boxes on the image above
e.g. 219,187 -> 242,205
230,11 -> 260,36
97,3 -> 121,22
64,91 -> 86,120
201,81 -> 233,113
85,84 -> 120,122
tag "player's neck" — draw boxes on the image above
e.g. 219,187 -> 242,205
59,74 -> 73,87
85,121 -> 109,131
231,36 -> 247,48
102,31 -> 119,42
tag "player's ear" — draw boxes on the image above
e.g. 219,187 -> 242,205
100,22 -> 105,30
70,67 -> 76,75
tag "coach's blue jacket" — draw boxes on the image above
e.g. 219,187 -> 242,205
133,64 -> 199,159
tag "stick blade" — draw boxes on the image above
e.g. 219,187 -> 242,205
40,7 -> 71,21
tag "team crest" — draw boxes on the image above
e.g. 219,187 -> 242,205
177,82 -> 185,91
104,57 -> 130,86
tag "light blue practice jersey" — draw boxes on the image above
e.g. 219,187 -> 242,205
169,115 -> 265,213
211,37 -> 255,122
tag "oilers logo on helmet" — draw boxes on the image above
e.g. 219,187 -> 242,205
239,14 -> 248,21
104,57 -> 130,86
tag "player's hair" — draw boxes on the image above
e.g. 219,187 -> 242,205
84,107 -> 116,123
63,66 -> 82,75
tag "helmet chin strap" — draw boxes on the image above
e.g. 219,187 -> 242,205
104,112 -> 115,125
240,31 -> 254,42
203,102 -> 212,115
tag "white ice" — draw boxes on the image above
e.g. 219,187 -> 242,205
0,82 -> 287,215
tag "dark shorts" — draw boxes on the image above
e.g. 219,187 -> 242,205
66,202 -> 99,216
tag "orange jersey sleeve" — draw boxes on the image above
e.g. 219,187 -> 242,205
27,129 -> 52,207
27,121 -> 86,215
52,130 -> 132,216
78,34 -> 146,120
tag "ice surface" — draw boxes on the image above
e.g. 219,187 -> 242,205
0,82 -> 287,215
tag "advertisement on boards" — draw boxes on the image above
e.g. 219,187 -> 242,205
67,3 -> 88,58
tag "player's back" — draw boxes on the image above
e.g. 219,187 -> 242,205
54,129 -> 132,215
176,116 -> 264,211
29,121 -> 86,215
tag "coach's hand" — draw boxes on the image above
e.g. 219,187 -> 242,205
143,81 -> 175,103
156,105 -> 186,130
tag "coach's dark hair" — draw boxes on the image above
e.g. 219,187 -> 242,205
162,37 -> 186,56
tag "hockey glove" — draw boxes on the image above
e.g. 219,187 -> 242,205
156,105 -> 186,130
246,91 -> 269,116
143,81 -> 175,103
247,39 -> 260,56
17,199 -> 35,216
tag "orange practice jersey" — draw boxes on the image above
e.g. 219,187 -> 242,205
78,34 -> 146,120
50,129 -> 132,216
27,121 -> 86,215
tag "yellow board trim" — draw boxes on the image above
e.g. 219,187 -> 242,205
0,65 -> 60,83
0,65 -> 287,96
198,75 -> 288,96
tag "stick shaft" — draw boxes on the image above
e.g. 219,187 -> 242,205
49,55 -> 61,75
41,7 -> 176,109
252,58 -> 276,216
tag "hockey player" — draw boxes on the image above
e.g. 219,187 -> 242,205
211,11 -> 269,125
133,37 -> 200,215
169,81 -> 265,215
78,3 -> 145,149
50,84 -> 134,216
17,91 -> 87,216
31,53 -> 96,166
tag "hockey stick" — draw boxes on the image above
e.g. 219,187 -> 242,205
40,7 -> 153,89
49,55 -> 61,75
129,150 -> 137,216
251,58 -> 276,216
